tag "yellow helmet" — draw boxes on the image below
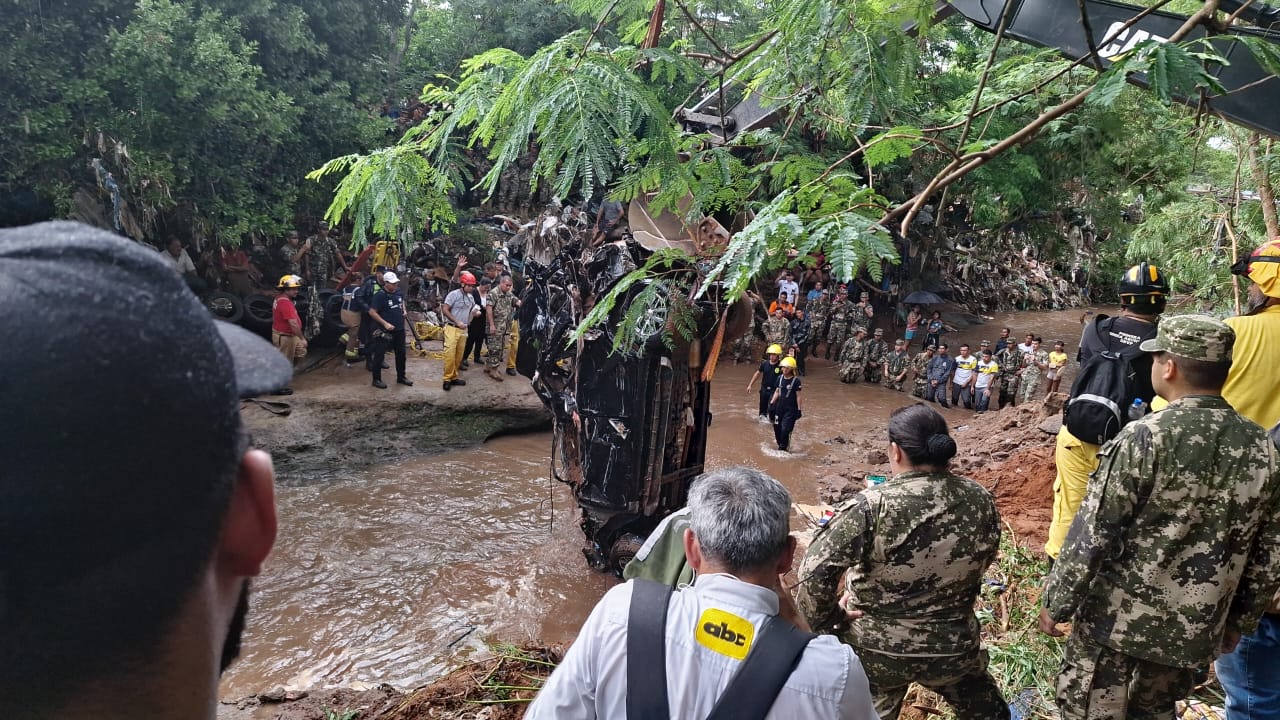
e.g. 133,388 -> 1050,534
277,274 -> 303,289
1232,240 -> 1280,298
766,344 -> 783,356
780,356 -> 797,369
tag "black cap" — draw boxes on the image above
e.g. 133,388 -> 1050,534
1,222 -> 291,531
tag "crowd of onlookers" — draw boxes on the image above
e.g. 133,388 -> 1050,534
737,268 -> 1076,418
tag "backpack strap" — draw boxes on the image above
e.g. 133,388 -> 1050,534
626,579 -> 673,720
705,616 -> 816,720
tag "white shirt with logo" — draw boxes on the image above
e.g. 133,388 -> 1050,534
975,359 -> 999,389
526,573 -> 876,719
952,353 -> 978,385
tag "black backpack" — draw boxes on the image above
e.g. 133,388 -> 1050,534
1063,316 -> 1146,445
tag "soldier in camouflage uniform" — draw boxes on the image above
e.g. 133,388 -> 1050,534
1040,315 -> 1280,720
824,290 -> 853,360
850,291 -> 875,337
798,403 -> 1007,720
1016,337 -> 1049,405
883,338 -> 911,391
863,328 -> 889,383
994,341 -> 1022,408
837,328 -> 869,384
762,306 -> 791,349
484,274 -> 519,381
304,222 -> 347,340
807,287 -> 831,357
730,310 -> 759,363
910,345 -> 934,398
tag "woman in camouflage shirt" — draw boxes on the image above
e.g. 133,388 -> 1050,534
796,403 -> 1008,720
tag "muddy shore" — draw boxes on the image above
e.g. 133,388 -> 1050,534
242,350 -> 551,481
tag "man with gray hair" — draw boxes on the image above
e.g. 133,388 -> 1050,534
527,467 -> 876,719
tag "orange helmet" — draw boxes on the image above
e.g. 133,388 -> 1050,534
460,270 -> 477,286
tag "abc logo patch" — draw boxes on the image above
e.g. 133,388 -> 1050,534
694,608 -> 754,660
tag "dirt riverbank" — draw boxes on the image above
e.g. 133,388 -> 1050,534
242,349 -> 551,481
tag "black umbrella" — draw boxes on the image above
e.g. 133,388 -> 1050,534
901,290 -> 946,305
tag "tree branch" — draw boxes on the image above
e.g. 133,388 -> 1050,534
674,0 -> 731,58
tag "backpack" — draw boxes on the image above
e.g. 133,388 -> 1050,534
1063,316 -> 1145,444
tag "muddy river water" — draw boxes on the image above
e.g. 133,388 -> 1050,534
219,308 -> 1098,698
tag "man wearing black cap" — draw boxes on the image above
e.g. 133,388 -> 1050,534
0,221 -> 289,719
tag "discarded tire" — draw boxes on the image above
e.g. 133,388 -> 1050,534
242,293 -> 275,332
206,290 -> 243,324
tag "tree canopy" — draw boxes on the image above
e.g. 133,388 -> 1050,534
5,0 -> 1279,311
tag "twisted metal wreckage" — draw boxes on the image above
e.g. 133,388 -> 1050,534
509,199 -> 751,573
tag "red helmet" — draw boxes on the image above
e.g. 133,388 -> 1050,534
460,270 -> 477,285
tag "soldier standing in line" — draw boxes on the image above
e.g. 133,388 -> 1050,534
825,288 -> 854,360
763,306 -> 791,349
1040,315 -> 1280,720
808,285 -> 832,358
863,328 -> 889,383
797,403 -> 1007,720
883,339 -> 911,391
994,340 -> 1023,408
1016,337 -> 1049,404
788,308 -> 812,376
838,328 -> 870,384
851,290 -> 875,335
910,345 -> 935,399
485,273 -> 519,382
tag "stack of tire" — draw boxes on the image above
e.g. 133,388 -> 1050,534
205,286 -> 345,346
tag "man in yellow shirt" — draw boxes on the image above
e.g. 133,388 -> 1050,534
1216,240 -> 1280,719
1223,240 -> 1280,429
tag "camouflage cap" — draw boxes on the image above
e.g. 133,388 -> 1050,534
1138,314 -> 1234,362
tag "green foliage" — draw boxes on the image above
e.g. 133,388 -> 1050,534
1090,39 -> 1225,108
571,249 -> 697,352
307,146 -> 456,249
321,708 -> 358,720
864,127 -> 925,170
98,0 -> 300,240
978,530 -> 1062,719
1128,196 -> 1246,308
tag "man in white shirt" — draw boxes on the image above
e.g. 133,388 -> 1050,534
974,348 -> 999,412
163,239 -> 205,294
527,467 -> 877,720
776,271 -> 800,305
951,343 -> 978,409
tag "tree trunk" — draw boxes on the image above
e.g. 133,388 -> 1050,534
642,0 -> 666,50
386,0 -> 421,100
1248,132 -> 1279,241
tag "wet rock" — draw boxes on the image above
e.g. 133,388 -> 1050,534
863,448 -> 889,465
1038,416 -> 1063,435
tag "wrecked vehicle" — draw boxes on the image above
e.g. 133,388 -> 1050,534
513,198 -> 749,573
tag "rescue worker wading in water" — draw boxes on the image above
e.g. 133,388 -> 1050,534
771,356 -> 803,452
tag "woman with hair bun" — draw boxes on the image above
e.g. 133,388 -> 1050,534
796,403 -> 1007,720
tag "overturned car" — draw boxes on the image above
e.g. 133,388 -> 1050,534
512,197 -> 750,573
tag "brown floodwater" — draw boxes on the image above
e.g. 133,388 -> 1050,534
218,307 -> 1099,697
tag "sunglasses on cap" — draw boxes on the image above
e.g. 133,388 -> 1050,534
1231,253 -> 1280,276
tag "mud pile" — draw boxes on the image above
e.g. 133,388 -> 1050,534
815,396 -> 1065,552
219,645 -> 564,720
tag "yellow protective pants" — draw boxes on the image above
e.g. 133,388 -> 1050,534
1046,426 -> 1101,558
507,319 -> 519,370
443,324 -> 467,382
